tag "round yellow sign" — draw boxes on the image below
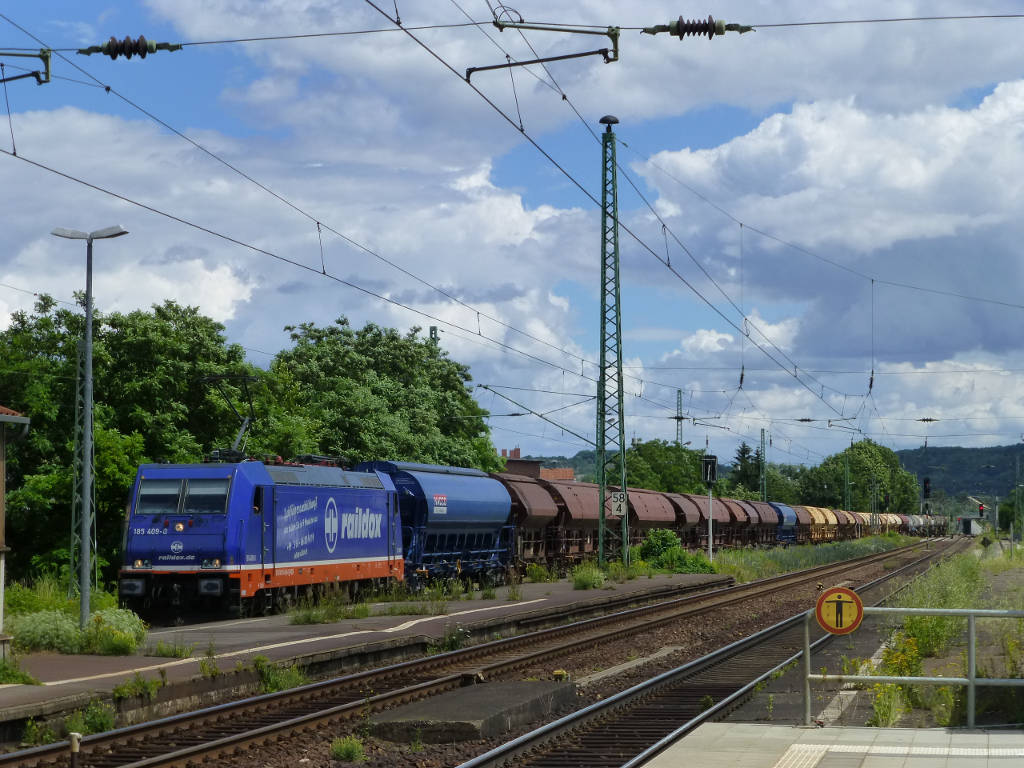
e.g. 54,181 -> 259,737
815,587 -> 864,635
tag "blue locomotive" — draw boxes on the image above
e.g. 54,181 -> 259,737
118,459 -> 512,615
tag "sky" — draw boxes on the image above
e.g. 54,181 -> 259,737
4,1 -> 1024,467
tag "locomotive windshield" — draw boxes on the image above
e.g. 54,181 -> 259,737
136,478 -> 181,516
183,478 -> 229,515
134,477 -> 230,516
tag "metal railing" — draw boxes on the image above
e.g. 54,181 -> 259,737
803,607 -> 1024,728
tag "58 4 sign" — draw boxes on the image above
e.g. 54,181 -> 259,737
611,491 -> 627,516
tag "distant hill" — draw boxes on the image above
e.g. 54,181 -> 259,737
896,444 -> 1024,499
530,444 -> 1024,502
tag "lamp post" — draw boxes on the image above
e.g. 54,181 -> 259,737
51,225 -> 128,628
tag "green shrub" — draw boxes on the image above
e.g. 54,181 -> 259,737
252,655 -> 309,693
867,683 -> 907,726
4,574 -> 118,619
638,529 -> 682,562
481,584 -> 496,600
330,735 -> 366,762
0,657 -> 40,685
9,609 -> 81,653
571,563 -> 606,590
895,554 -> 985,656
82,609 -> 147,655
22,718 -> 57,746
112,672 -> 162,701
525,563 -> 553,583
657,546 -> 715,574
63,700 -> 115,736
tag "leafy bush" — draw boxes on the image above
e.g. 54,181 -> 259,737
9,609 -> 82,653
525,563 -> 554,583
64,700 -> 115,736
82,609 -> 147,655
657,546 -> 715,574
4,573 -> 118,619
638,529 -> 682,562
22,718 -> 57,746
571,563 -> 606,590
0,657 -> 40,685
330,735 -> 366,762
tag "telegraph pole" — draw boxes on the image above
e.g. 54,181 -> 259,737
596,115 -> 628,566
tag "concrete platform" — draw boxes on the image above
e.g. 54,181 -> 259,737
643,723 -> 1024,767
372,680 -> 576,742
0,572 -> 726,742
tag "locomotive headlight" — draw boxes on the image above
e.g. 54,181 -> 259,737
133,559 -> 151,568
174,522 -> 185,532
201,558 -> 221,569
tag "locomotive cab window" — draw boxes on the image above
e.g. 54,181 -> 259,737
183,478 -> 230,515
136,478 -> 182,516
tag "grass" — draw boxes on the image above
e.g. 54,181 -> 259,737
4,571 -> 118,619
571,563 -> 606,590
892,553 -> 985,656
427,623 -> 471,654
712,534 -> 914,583
112,671 -> 162,701
63,700 -> 115,736
329,735 -> 366,762
146,637 -> 195,658
252,655 -> 309,693
525,563 -> 555,583
0,657 -> 40,685
290,597 -> 371,625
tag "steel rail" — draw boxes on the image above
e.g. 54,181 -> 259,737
0,540 -> 939,768
456,537 -> 965,768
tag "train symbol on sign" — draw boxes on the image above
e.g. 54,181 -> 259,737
611,491 -> 627,516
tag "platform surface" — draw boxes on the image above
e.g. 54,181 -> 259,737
644,723 -> 1024,768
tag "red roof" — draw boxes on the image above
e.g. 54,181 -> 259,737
0,405 -> 22,417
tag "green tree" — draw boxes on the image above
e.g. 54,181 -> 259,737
800,440 -> 918,514
269,319 -> 502,470
624,439 -> 704,494
730,442 -> 759,491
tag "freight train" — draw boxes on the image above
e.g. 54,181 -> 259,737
118,457 -> 944,616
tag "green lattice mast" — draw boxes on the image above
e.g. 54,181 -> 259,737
596,115 -> 629,566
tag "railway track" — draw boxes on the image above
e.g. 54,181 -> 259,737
458,536 -> 969,768
1,540 -> 948,768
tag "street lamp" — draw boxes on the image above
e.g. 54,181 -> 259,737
51,225 -> 128,629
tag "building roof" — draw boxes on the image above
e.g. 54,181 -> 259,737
0,404 -> 29,425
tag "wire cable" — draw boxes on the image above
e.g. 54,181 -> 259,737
0,11 -> 608,384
